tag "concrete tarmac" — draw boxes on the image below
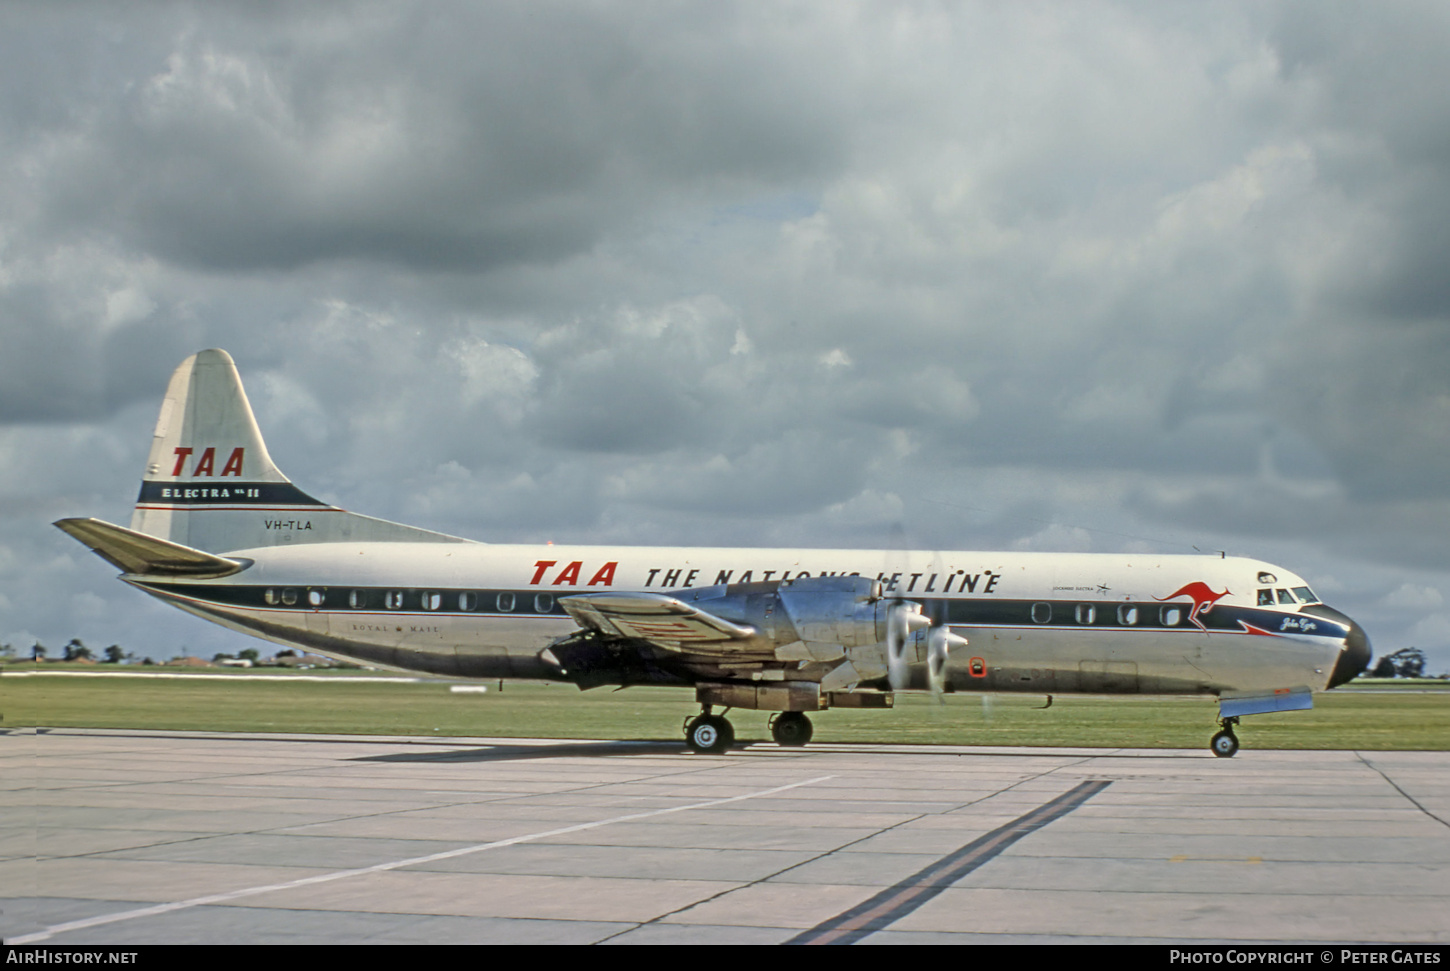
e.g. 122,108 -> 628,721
2,729 -> 1447,945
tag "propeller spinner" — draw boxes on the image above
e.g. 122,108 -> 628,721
927,624 -> 968,699
884,598 -> 930,691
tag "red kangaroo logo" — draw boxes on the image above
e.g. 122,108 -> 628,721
1155,582 -> 1230,632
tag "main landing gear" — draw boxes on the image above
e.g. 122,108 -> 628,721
683,708 -> 817,752
1210,716 -> 1240,758
769,711 -> 813,747
685,708 -> 735,754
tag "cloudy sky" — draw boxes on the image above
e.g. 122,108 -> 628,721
4,2 -> 1450,673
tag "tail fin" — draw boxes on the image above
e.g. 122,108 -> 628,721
129,349 -> 467,552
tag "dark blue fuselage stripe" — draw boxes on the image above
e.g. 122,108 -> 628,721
131,581 -> 1342,637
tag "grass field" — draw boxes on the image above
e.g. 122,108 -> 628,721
4,665 -> 1449,749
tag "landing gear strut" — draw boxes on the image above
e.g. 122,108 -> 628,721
685,708 -> 734,754
770,711 -> 813,747
1210,716 -> 1240,758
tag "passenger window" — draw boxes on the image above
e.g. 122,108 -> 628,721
423,592 -> 442,611
497,592 -> 515,612
307,589 -> 325,607
1161,606 -> 1182,626
1277,589 -> 1296,605
1117,605 -> 1138,626
264,588 -> 278,606
459,592 -> 476,612
1257,589 -> 1274,606
281,588 -> 298,606
349,589 -> 366,609
386,591 -> 404,610
535,593 -> 554,614
1075,604 -> 1095,624
1031,602 -> 1052,624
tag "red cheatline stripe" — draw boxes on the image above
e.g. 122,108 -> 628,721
133,505 -> 341,511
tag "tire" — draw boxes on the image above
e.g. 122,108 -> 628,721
771,711 -> 813,747
1210,730 -> 1239,758
686,715 -> 733,754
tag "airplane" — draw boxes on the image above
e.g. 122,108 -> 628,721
56,349 -> 1372,757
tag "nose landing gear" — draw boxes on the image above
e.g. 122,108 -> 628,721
1210,716 -> 1240,758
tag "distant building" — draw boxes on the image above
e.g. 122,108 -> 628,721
273,652 -> 337,668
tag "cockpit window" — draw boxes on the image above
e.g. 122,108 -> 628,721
1292,586 -> 1318,604
1276,589 -> 1296,605
1257,589 -> 1274,606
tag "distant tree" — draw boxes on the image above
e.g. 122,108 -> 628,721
1395,648 -> 1426,678
1373,647 -> 1427,679
0,643 -> 13,659
63,638 -> 92,661
238,648 -> 260,662
103,645 -> 124,664
32,643 -> 47,661
212,653 -> 233,663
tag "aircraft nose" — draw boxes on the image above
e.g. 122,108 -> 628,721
1327,614 -> 1372,688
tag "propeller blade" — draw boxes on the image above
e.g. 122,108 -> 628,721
885,599 -> 929,692
886,604 -> 909,691
927,626 -> 967,700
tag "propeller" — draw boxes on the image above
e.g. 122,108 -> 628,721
885,598 -> 930,691
926,625 -> 968,700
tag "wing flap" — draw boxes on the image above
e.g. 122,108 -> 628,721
560,592 -> 756,649
55,517 -> 247,578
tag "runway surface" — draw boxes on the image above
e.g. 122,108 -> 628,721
3,729 -> 1448,945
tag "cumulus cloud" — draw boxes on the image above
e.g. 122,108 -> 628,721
5,2 -> 1450,669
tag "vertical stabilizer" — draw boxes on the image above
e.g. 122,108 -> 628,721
131,350 -> 467,552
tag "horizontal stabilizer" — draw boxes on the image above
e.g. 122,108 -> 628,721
55,517 -> 247,578
560,592 -> 756,648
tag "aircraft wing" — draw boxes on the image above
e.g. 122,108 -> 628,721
559,592 -> 758,651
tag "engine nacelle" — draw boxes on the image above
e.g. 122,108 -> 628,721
777,574 -> 886,648
680,573 -> 887,651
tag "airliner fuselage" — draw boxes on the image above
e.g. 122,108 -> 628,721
57,350 -> 1372,756
130,541 -> 1364,697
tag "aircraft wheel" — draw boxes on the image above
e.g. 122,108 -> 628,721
770,711 -> 813,747
686,715 -> 733,754
1210,729 -> 1239,758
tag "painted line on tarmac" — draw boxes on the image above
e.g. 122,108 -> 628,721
787,779 -> 1112,945
10,774 -> 835,944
